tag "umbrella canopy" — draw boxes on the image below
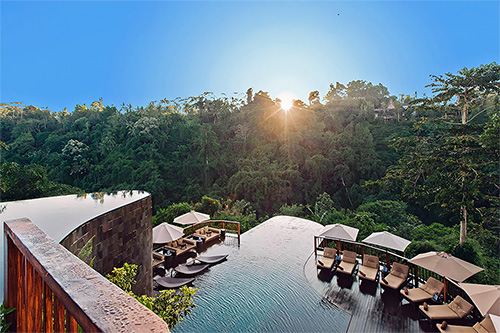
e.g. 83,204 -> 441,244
409,251 -> 484,282
153,223 -> 184,244
318,223 -> 359,241
459,283 -> 500,316
173,211 -> 210,225
490,314 -> 500,333
362,231 -> 411,252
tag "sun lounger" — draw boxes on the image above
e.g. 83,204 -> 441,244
163,237 -> 196,256
419,296 -> 474,321
174,263 -> 210,276
359,254 -> 380,282
436,316 -> 495,333
380,262 -> 409,290
194,226 -> 221,242
401,276 -> 444,303
317,248 -> 337,270
197,254 -> 228,264
156,276 -> 195,289
337,250 -> 357,275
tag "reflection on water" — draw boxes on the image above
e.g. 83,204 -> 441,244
76,190 -> 145,204
173,216 -> 351,333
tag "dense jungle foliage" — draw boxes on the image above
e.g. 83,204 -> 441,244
1,63 -> 499,283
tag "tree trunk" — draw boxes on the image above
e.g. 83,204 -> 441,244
460,205 -> 467,244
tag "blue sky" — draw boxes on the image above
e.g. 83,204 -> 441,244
1,1 -> 499,112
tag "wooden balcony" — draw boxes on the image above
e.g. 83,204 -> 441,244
4,218 -> 168,332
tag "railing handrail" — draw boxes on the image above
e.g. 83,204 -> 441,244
4,218 -> 168,332
314,234 -> 476,304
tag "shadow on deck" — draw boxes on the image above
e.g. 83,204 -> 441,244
304,254 -> 439,333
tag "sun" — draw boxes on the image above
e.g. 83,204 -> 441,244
278,92 -> 295,112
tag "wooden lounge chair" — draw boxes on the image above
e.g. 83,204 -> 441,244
316,247 -> 337,269
174,263 -> 210,276
163,237 -> 196,256
156,276 -> 195,289
359,254 -> 380,282
194,226 -> 221,242
401,276 -> 444,303
380,262 -> 409,290
436,316 -> 495,333
337,250 -> 357,275
196,254 -> 228,264
317,248 -> 337,270
419,296 -> 474,321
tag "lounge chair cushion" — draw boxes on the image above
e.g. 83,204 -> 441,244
317,257 -> 335,270
448,296 -> 474,318
363,255 -> 379,269
172,240 -> 178,247
338,261 -> 356,275
360,266 -> 379,281
420,304 -> 461,320
391,262 -> 409,279
323,248 -> 337,259
178,238 -> 184,245
474,317 -> 495,333
382,274 -> 406,290
402,287 -> 434,303
343,250 -> 357,264
423,277 -> 445,296
420,296 -> 473,320
436,322 -> 476,333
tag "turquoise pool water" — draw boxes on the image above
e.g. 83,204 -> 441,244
173,216 -> 351,332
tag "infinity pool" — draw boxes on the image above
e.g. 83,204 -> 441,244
173,216 -> 351,332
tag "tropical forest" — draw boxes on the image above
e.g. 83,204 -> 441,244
1,62 -> 499,283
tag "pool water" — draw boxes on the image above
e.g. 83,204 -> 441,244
173,216 -> 351,332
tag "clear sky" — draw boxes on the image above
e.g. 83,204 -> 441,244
1,1 -> 499,112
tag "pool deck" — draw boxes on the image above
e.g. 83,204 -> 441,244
305,255 -> 439,332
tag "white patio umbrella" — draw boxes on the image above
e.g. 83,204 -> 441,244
409,251 -> 484,301
490,314 -> 500,333
459,283 -> 500,316
173,211 -> 210,225
362,231 -> 411,252
318,223 -> 359,241
152,223 -> 184,244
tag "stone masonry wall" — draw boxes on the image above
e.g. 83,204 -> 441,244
61,195 -> 153,296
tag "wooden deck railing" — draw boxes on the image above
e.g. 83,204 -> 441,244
183,220 -> 241,244
314,235 -> 477,304
4,218 -> 169,332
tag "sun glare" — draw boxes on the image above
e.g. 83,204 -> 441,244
279,92 -> 295,112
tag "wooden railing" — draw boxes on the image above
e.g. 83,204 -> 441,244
183,220 -> 241,244
314,235 -> 475,304
4,218 -> 169,332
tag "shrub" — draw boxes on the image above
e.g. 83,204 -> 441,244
153,202 -> 193,227
277,204 -> 305,217
195,196 -> 221,216
107,263 -> 196,328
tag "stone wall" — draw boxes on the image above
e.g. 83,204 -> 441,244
61,195 -> 153,296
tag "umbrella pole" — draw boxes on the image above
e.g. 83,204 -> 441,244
386,250 -> 391,271
337,240 -> 341,253
444,277 -> 447,302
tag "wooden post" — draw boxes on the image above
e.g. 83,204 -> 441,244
44,283 -> 54,332
54,296 -> 65,332
17,248 -> 26,332
26,261 -> 34,333
414,265 -> 419,287
6,237 -> 19,330
337,240 -> 341,253
386,251 -> 391,271
34,272 -> 43,332
314,236 -> 317,256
